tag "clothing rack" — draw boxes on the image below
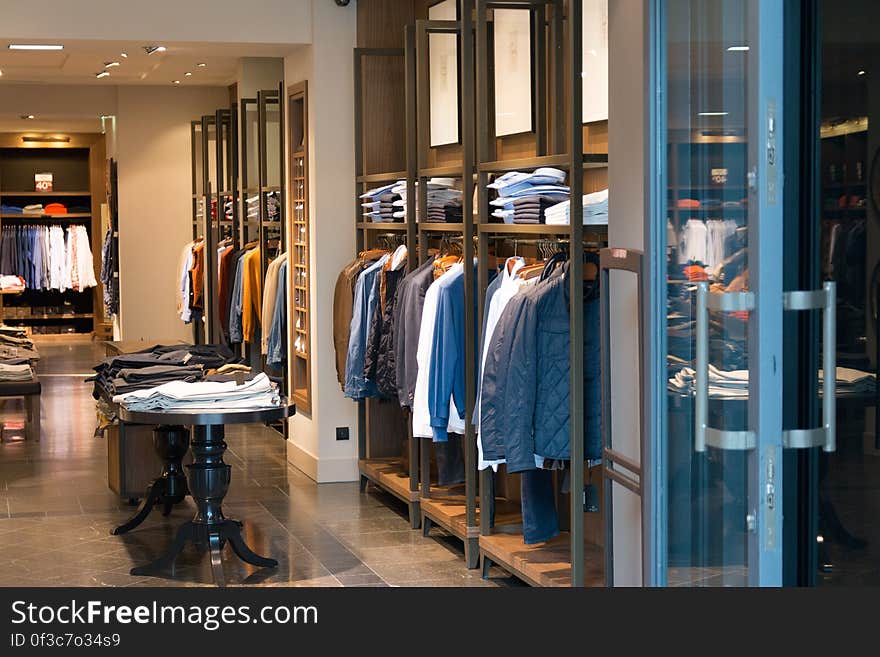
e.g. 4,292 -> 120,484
472,0 -> 608,587
353,41 -> 420,528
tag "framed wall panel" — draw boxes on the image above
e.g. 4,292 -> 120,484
493,8 -> 533,137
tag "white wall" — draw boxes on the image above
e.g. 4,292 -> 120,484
0,0 -> 311,45
608,0 -> 646,587
284,0 -> 359,483
115,85 -> 230,342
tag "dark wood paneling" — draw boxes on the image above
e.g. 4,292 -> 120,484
362,56 -> 408,174
358,0 -> 416,48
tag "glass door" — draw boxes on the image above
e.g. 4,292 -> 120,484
658,0 -> 786,586
786,0 -> 879,586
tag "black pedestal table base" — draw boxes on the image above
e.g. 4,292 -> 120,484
128,424 -> 277,586
112,425 -> 190,535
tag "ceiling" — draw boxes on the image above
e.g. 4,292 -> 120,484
0,38 -> 293,86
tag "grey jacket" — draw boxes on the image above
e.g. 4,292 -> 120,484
392,258 -> 435,408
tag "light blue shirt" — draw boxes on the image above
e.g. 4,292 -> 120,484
267,261 -> 288,367
228,254 -> 245,343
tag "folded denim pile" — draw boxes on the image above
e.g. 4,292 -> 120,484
0,362 -> 34,382
88,343 -> 237,400
0,325 -> 40,361
489,168 -> 570,224
113,372 -> 280,412
544,188 -> 609,225
360,181 -> 405,223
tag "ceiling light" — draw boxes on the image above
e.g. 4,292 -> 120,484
858,70 -> 866,76
727,45 -> 749,52
104,61 -> 120,68
184,71 -> 192,77
172,80 -> 180,85
8,44 -> 64,51
21,114 -> 35,120
144,45 -> 166,55
96,71 -> 110,79
120,52 -> 128,58
197,62 -> 207,68
22,135 -> 70,143
697,111 -> 729,117
0,70 -> 3,76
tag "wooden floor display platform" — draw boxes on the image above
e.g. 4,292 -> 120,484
421,486 -> 522,540
479,532 -> 605,587
359,458 -> 417,505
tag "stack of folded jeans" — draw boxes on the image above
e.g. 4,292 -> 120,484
0,326 -> 39,361
545,188 -> 609,225
0,362 -> 34,381
489,168 -> 570,223
113,372 -> 280,411
110,364 -> 206,395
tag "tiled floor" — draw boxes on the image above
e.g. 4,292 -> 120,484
0,340 -> 523,587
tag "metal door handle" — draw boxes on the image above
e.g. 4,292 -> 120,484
694,281 -> 837,453
781,281 -> 836,452
694,282 -> 756,452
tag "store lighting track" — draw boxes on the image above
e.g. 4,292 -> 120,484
144,45 -> 166,55
8,44 -> 64,50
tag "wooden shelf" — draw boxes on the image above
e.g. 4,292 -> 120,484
478,153 -> 608,173
418,222 -> 465,232
478,223 -> 574,235
357,170 -> 408,184
418,165 -> 466,177
3,313 -> 94,320
357,222 -> 407,230
1,213 -> 91,220
359,458 -> 418,504
479,531 -> 605,587
260,186 -> 281,193
0,191 -> 91,197
421,488 -> 521,542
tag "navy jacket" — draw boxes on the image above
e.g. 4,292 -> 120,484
481,265 -> 601,472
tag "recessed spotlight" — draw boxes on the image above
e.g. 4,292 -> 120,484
120,52 -> 128,58
96,71 -> 110,79
104,61 -> 120,68
727,45 -> 750,52
0,69 -> 3,77
20,114 -> 35,120
172,80 -> 180,85
197,62 -> 207,68
697,111 -> 729,117
8,44 -> 64,51
184,72 -> 192,77
858,70 -> 866,76
144,45 -> 166,55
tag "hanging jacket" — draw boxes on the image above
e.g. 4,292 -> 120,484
392,258 -> 435,408
364,263 -> 405,398
481,261 -> 601,473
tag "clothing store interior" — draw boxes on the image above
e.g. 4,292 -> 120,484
0,0 -> 876,590
0,0 -> 614,589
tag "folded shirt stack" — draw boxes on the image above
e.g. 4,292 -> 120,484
110,364 -> 206,395
423,179 -> 463,223
22,204 -> 43,215
0,362 -> 34,382
246,195 -> 259,220
545,188 -> 609,225
0,205 -> 22,215
360,182 -> 405,223
113,372 -> 281,412
0,275 -> 25,291
489,168 -> 570,223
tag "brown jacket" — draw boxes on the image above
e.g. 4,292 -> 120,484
333,258 -> 365,390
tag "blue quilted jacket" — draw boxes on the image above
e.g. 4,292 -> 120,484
480,265 -> 601,473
